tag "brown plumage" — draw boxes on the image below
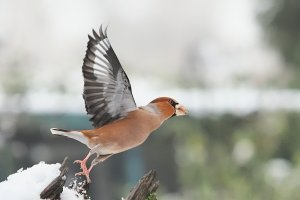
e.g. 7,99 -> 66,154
51,27 -> 187,182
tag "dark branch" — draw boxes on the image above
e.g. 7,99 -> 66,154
125,170 -> 159,200
40,157 -> 69,200
40,157 -> 159,200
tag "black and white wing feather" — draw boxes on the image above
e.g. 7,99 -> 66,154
82,26 -> 137,128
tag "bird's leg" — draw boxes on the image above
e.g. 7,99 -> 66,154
74,152 -> 92,179
87,154 -> 113,176
74,145 -> 101,182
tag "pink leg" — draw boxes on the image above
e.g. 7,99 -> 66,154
88,154 -> 112,171
74,152 -> 92,182
76,154 -> 112,183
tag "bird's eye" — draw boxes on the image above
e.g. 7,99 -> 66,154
168,99 -> 178,108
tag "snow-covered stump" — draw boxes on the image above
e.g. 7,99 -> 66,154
40,157 -> 89,200
0,157 -> 160,200
40,157 -> 69,199
0,157 -> 88,200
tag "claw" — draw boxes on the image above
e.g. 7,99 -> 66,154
75,171 -> 85,176
74,159 -> 92,182
75,171 -> 91,183
74,152 -> 93,183
73,160 -> 82,164
74,159 -> 87,170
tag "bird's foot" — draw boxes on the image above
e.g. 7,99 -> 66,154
74,159 -> 88,170
75,171 -> 91,183
74,159 -> 91,183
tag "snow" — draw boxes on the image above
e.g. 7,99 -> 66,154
0,162 -> 85,200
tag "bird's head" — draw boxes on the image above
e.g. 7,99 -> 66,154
150,97 -> 188,118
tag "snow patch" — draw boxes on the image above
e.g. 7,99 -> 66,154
0,162 -> 85,200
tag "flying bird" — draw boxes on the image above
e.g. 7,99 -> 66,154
50,26 -> 187,182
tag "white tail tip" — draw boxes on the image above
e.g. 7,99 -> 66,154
50,128 -> 70,135
50,128 -> 88,145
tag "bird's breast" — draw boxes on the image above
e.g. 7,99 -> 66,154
88,109 -> 163,154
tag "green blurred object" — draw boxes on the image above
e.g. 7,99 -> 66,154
261,0 -> 300,88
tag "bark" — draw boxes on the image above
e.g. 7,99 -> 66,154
40,157 -> 69,200
125,170 -> 159,200
40,157 -> 159,200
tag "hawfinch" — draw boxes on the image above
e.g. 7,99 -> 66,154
51,26 -> 188,182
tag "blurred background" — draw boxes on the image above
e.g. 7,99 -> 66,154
1,0 -> 300,199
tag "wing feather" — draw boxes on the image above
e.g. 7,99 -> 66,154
82,26 -> 137,127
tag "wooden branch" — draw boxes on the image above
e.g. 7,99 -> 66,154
40,157 -> 159,200
125,170 -> 159,200
68,176 -> 90,199
40,157 -> 69,200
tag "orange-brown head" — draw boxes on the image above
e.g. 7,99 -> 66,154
150,97 -> 188,119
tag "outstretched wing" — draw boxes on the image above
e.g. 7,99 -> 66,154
82,26 -> 137,128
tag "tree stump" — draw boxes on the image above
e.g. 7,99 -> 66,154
40,157 -> 69,200
40,157 -> 160,200
125,170 -> 159,200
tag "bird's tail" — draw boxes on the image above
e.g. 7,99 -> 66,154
50,128 -> 88,145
